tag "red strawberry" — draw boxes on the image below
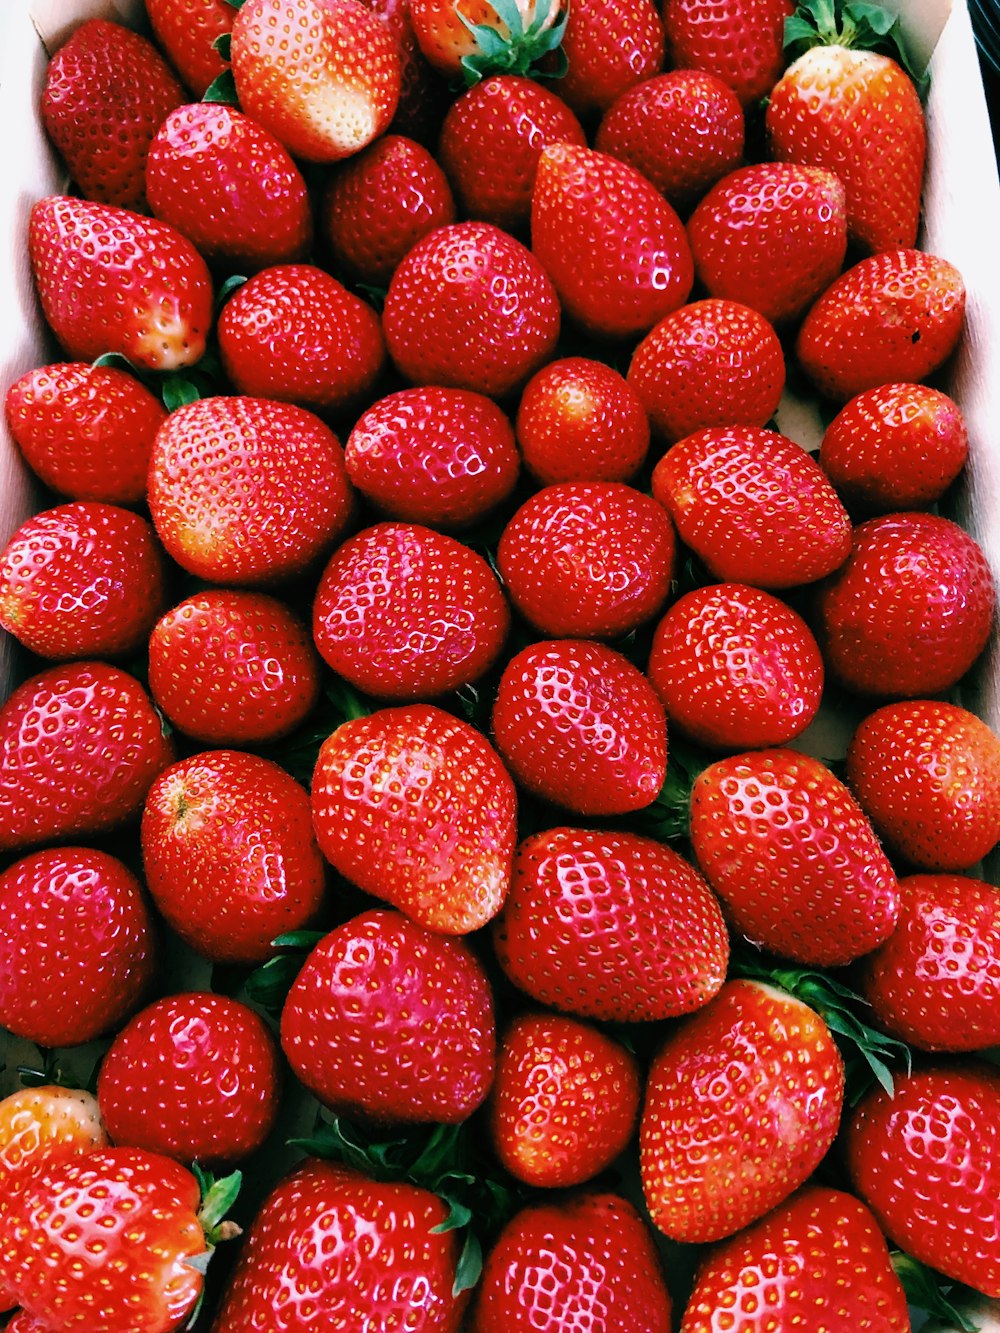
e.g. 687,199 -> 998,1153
532,143 -> 693,339
383,221 -> 561,397
41,19 -> 184,209
489,1013 -> 640,1188
97,993 -> 282,1167
651,426 -> 852,588
494,827 -> 729,1021
690,748 -> 900,966
0,1086 -> 107,1195
492,640 -> 668,815
556,0 -> 665,117
141,750 -> 326,965
312,704 -> 517,934
146,104 -> 313,272
0,848 -> 154,1048
28,197 -> 213,372
145,0 -> 235,96
231,0 -> 401,162
313,523 -> 509,700
663,0 -> 793,106
628,300 -> 785,444
687,164 -> 848,325
408,0 -> 565,78
816,513 -> 996,697
281,909 -> 495,1123
647,582 -> 824,749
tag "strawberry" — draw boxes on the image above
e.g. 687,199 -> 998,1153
0,502 -> 165,661
281,909 -> 495,1123
146,104 -> 313,272
141,750 -> 327,965
312,523 -> 509,700
489,1012 -> 640,1188
647,582 -> 824,749
4,362 -> 165,505
497,483 -> 675,639
556,0 -> 666,117
383,221 -> 561,398
408,0 -> 566,79
595,71 -> 745,208
145,0 -> 235,96
846,700 -> 1000,870
361,0 -> 447,144
848,1064 -> 1000,1297
40,19 -> 184,209
491,640 -> 668,815
651,426 -> 852,588
0,1086 -> 107,1196
0,662 -> 174,855
663,0 -> 794,106
627,300 -> 785,444
231,0 -> 401,162
797,249 -> 966,401
148,590 -> 320,745
531,143 -> 693,339
97,993 -> 282,1167
311,704 -> 517,934
217,265 -> 386,416
690,748 -> 900,965
687,164 -> 848,325
147,396 -> 354,585
494,827 -> 729,1021
0,848 -> 154,1048
815,513 -> 996,697
28,197 -> 213,372
345,386 -> 520,527
680,1186 -> 910,1331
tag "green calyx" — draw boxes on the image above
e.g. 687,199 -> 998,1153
182,1166 -> 243,1330
456,0 -> 569,88
245,931 -> 328,1012
784,0 -> 928,91
891,1253 -> 983,1332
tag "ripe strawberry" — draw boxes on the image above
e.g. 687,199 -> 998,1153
281,909 -> 495,1123
41,19 -> 184,209
815,513 -> 996,697
797,249 -> 966,401
556,0 -> 665,117
489,1013 -> 640,1188
687,164 -> 848,325
97,993 -> 282,1167
0,1087 -> 107,1196
663,0 -> 793,106
532,143 -> 693,339
408,0 -> 565,78
641,980 -> 844,1243
148,396 -> 354,585
848,1064 -> 1000,1297
141,750 -> 326,965
312,704 -> 517,934
651,426 -> 852,588
231,0 -> 401,162
313,523 -> 509,700
0,848 -> 154,1048
145,0 -> 235,96
494,828 -> 729,1021
28,197 -> 213,372
146,104 -> 313,271
383,221 -> 561,397
0,662 -> 174,855
492,640 -> 668,815
690,749 -> 900,966
647,583 -> 824,749
627,300 -> 785,444
498,483 -> 675,640
218,265 -> 386,416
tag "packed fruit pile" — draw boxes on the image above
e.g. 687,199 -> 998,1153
0,0 -> 998,1328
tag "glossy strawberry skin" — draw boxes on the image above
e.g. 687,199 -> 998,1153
145,0 -> 234,95
0,1086 -> 107,1197
690,749 -> 900,966
281,909 -> 495,1123
494,828 -> 729,1022
663,0 -> 794,106
556,0 -> 665,116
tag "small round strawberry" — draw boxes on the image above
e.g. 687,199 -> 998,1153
141,750 -> 326,965
489,1013 -> 640,1189
497,483 -> 675,639
97,993 -> 281,1168
816,513 -> 996,697
0,1086 -> 108,1194
383,221 -> 560,398
628,300 -> 785,445
663,0 -> 793,106
819,382 -> 969,513
408,0 -> 564,77
145,0 -> 235,95
0,848 -> 154,1048
313,523 -> 509,700
556,0 -> 665,117
494,828 -> 729,1022
281,909 -> 495,1123
647,583 -> 824,749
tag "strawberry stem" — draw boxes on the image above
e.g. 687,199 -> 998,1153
891,1252 -> 981,1332
455,0 -> 569,87
784,0 -> 928,91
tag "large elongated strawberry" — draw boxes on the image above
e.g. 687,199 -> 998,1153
145,0 -> 234,95
663,0 -> 793,106
556,0 -> 665,116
